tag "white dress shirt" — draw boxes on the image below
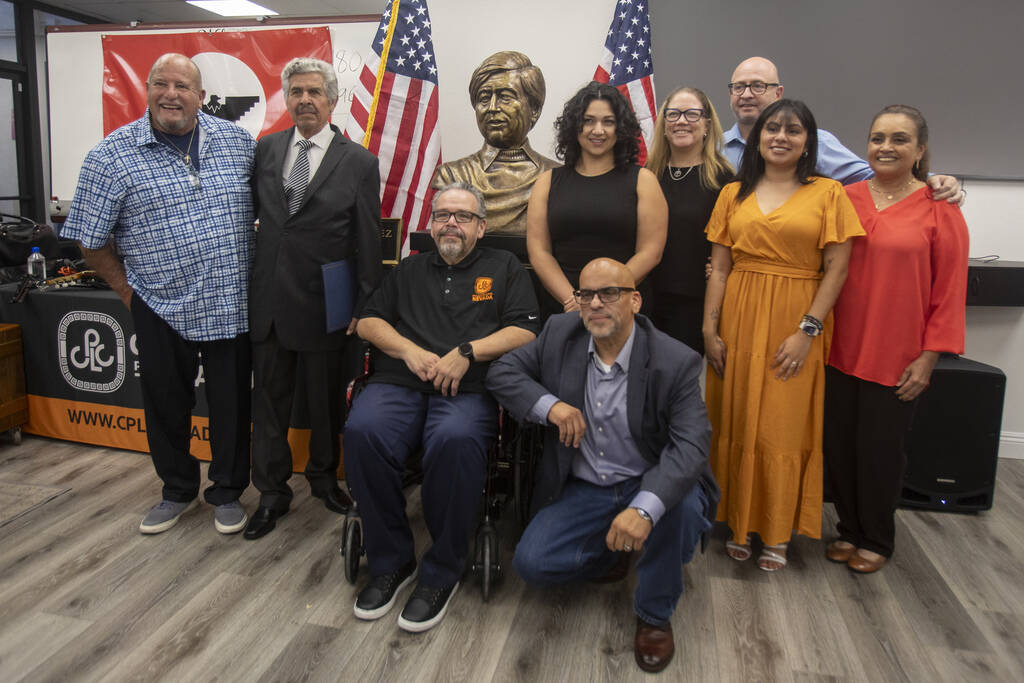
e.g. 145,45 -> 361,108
281,124 -> 335,185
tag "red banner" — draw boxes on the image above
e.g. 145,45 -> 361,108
101,28 -> 332,139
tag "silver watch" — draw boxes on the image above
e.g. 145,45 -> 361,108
799,320 -> 822,337
632,507 -> 653,523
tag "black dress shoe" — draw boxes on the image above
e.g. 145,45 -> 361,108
243,507 -> 286,540
311,485 -> 352,514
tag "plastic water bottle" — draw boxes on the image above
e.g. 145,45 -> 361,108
27,247 -> 46,282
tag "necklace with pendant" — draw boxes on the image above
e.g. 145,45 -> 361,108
668,164 -> 697,181
156,123 -> 200,187
868,177 -> 915,201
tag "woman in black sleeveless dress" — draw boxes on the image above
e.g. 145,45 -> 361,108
645,86 -> 734,354
527,82 -> 667,316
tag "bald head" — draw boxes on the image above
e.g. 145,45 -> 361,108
729,56 -> 784,133
148,53 -> 202,91
732,57 -> 780,84
580,258 -> 636,290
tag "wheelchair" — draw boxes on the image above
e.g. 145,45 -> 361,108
338,343 -> 543,602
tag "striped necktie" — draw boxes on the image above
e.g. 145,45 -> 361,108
285,138 -> 313,215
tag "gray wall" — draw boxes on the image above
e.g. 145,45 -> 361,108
650,0 -> 1020,179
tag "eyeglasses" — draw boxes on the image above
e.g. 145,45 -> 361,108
727,81 -> 780,96
573,286 -> 636,304
664,108 -> 706,123
431,210 -> 482,224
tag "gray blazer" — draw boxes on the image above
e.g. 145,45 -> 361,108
249,124 -> 383,352
486,313 -> 719,521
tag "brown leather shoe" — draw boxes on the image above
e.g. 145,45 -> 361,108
847,549 -> 887,573
826,540 -> 856,563
634,617 -> 674,673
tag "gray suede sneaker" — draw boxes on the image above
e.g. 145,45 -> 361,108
214,500 -> 248,534
139,499 -> 194,534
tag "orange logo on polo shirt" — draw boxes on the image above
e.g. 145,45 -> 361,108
472,277 -> 494,302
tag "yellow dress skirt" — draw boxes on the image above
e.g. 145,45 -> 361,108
704,178 -> 864,546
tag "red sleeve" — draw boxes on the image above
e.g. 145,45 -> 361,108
922,203 -> 969,353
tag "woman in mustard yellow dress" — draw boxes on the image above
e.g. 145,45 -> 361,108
702,100 -> 864,571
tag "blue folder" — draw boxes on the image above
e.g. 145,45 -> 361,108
321,259 -> 355,333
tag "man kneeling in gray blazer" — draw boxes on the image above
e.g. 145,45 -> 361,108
486,257 -> 719,674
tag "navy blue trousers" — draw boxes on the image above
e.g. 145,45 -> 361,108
344,382 -> 496,588
514,476 -> 709,626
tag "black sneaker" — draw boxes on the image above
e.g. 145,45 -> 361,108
397,581 -> 459,633
353,559 -> 417,620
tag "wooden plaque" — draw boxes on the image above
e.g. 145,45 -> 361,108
381,217 -> 402,265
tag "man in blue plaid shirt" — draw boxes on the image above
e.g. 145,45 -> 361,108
62,53 -> 256,536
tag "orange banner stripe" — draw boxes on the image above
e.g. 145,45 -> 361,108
24,395 -> 344,476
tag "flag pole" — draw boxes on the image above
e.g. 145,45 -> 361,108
361,0 -> 402,148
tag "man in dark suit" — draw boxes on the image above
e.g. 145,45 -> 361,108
486,257 -> 720,674
245,57 -> 383,540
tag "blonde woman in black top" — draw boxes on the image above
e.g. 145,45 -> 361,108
645,87 -> 733,354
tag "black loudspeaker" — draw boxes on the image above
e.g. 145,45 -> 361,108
901,355 -> 1005,512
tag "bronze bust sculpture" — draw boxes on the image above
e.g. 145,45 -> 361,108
431,51 -> 559,235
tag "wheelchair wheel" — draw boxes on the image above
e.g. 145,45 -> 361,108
482,536 -> 493,602
342,517 -> 362,585
478,529 -> 500,603
513,439 -> 527,529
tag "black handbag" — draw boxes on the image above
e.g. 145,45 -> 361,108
0,214 -> 59,267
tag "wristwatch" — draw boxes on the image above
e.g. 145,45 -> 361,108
458,342 -> 475,362
632,507 -> 653,523
799,320 -> 822,337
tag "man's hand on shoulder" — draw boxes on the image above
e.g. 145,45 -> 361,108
928,174 -> 964,205
402,345 -> 441,383
548,401 -> 585,448
606,508 -> 653,552
429,347 -> 471,396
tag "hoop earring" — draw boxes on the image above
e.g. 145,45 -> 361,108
913,160 -> 920,173
801,150 -> 808,158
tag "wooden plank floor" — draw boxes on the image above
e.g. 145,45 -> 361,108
1,435 -> 1022,682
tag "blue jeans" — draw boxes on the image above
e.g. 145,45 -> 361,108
514,476 -> 710,625
344,382 -> 496,588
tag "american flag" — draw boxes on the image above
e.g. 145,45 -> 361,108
592,0 -> 657,164
346,0 -> 440,246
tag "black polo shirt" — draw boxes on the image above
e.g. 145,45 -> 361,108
362,246 -> 540,393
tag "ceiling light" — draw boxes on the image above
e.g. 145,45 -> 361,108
185,1 -> 279,17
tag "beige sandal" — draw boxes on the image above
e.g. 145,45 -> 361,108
726,535 -> 752,561
757,543 -> 788,572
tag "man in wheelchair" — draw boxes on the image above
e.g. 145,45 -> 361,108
486,257 -> 720,673
345,183 -> 540,633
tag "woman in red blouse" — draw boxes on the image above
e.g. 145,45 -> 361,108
824,105 -> 969,573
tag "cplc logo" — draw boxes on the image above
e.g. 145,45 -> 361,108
58,311 -> 127,393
